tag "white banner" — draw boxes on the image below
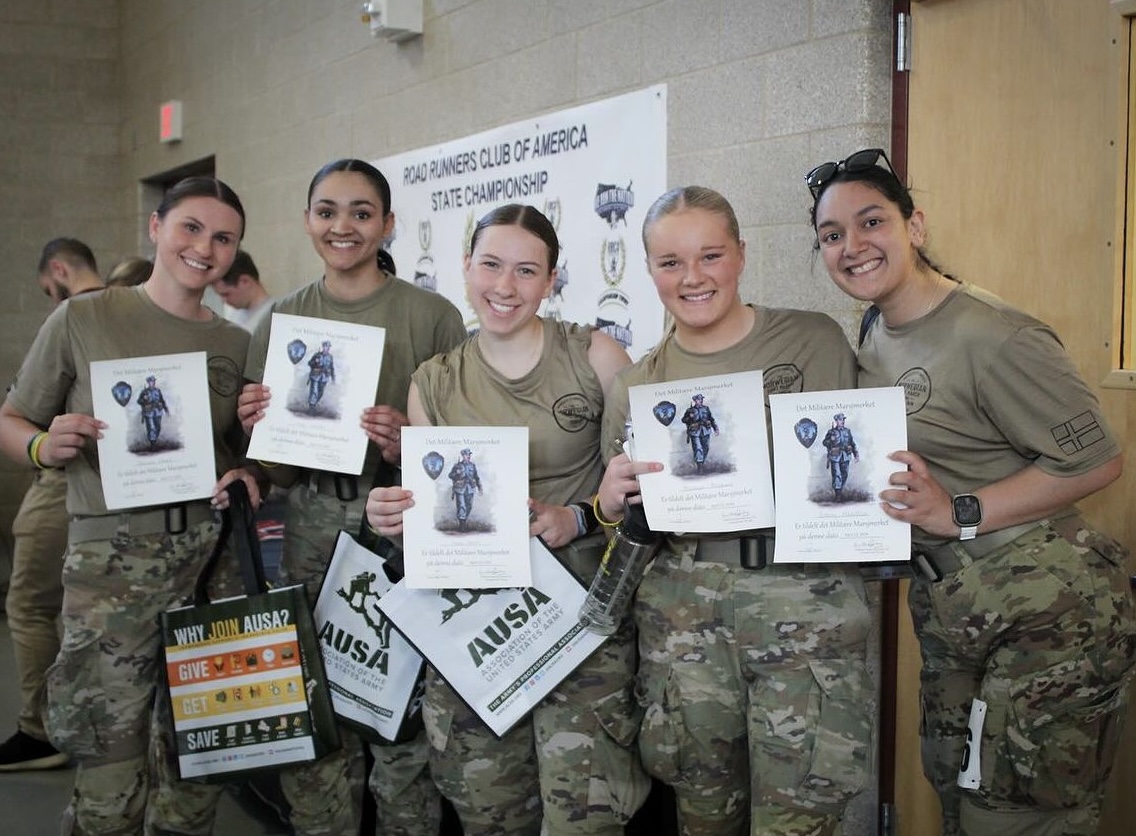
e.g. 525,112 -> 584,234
376,85 -> 668,359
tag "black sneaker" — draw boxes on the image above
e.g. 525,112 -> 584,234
0,730 -> 69,771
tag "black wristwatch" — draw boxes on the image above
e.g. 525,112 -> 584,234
951,494 -> 983,541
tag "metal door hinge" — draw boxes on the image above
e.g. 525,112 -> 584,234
897,12 -> 911,72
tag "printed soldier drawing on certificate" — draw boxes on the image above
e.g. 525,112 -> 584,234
247,313 -> 385,475
628,371 -> 775,533
90,351 -> 215,510
768,386 -> 910,563
401,426 -> 531,589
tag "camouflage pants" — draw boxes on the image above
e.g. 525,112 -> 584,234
634,552 -> 875,836
909,516 -> 1136,836
46,518 -> 227,836
8,467 -> 69,741
422,617 -> 650,835
279,486 -> 440,836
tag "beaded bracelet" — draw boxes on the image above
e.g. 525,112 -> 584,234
592,494 -> 623,527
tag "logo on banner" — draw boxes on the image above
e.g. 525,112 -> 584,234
413,221 -> 437,292
463,211 -> 476,257
600,238 -> 626,287
594,182 -> 634,227
595,287 -> 632,349
541,197 -> 568,321
545,260 -> 568,322
543,198 -> 562,232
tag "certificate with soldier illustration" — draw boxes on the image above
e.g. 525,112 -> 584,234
400,426 -> 531,589
627,371 -> 775,533
768,386 -> 910,563
90,351 -> 216,510
247,313 -> 385,475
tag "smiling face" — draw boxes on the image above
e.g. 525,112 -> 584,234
304,170 -> 395,278
463,223 -> 555,338
813,179 -> 926,307
148,196 -> 243,294
644,207 -> 747,339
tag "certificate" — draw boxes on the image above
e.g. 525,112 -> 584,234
90,351 -> 216,510
377,538 -> 606,738
768,386 -> 910,563
247,313 -> 385,475
628,371 -> 774,533
401,426 -> 531,589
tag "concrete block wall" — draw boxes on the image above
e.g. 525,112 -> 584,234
0,0 -> 122,569
115,0 -> 893,329
0,6 -> 893,827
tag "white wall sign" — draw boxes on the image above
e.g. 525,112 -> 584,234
376,84 -> 668,359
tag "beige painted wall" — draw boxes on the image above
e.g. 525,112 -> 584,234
0,0 -> 895,575
0,0 -> 121,564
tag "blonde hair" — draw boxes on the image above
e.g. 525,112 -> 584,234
641,186 -> 741,252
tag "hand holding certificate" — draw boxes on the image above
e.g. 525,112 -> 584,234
400,426 -> 531,589
627,371 -> 774,533
246,313 -> 385,475
768,386 -> 910,563
90,351 -> 216,510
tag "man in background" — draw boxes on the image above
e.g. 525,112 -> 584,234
0,238 -> 103,771
213,249 -> 271,331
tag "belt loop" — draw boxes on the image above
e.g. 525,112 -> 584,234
165,504 -> 188,535
335,475 -> 359,503
740,536 -> 768,570
911,552 -> 943,582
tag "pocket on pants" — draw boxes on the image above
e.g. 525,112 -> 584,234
749,659 -> 875,813
45,632 -> 106,758
993,683 -> 1127,809
589,686 -> 650,821
635,660 -> 746,792
422,690 -> 453,755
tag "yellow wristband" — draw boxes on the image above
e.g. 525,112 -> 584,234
27,431 -> 50,470
592,494 -> 623,527
255,459 -> 279,469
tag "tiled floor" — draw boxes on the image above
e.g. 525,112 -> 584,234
0,616 -> 288,836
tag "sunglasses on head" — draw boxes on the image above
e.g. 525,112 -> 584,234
805,148 -> 899,198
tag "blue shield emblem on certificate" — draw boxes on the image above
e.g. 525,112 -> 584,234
794,418 -> 818,448
652,400 -> 676,427
286,339 -> 307,365
422,451 -> 444,481
111,381 -> 132,407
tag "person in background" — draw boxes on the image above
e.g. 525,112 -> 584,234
366,203 -> 650,835
596,186 -> 875,836
239,158 -> 466,836
809,147 -> 1136,836
0,178 -> 259,835
106,256 -> 152,288
0,238 -> 104,773
214,249 -> 272,332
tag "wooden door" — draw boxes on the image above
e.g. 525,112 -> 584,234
896,1 -> 1136,834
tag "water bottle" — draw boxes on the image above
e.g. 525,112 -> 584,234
578,500 -> 662,635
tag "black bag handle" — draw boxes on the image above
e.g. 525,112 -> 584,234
192,480 -> 267,605
858,304 -> 881,347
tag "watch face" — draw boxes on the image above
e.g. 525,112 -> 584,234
953,494 -> 982,526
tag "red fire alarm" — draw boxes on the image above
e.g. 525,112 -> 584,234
159,100 -> 183,143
